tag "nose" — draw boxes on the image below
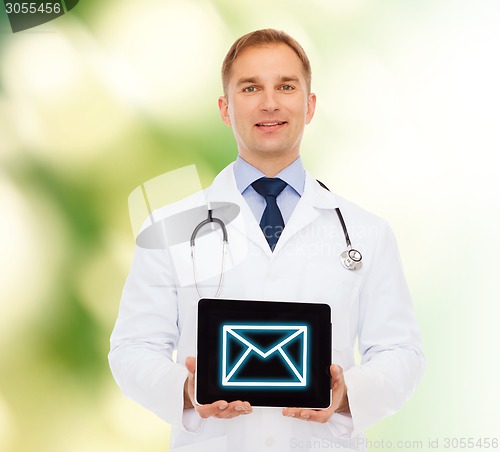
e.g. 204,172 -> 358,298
260,90 -> 280,112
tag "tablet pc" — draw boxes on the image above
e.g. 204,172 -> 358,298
195,298 -> 332,409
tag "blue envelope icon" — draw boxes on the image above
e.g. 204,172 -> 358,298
221,325 -> 308,387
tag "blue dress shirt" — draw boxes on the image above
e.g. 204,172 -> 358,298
233,156 -> 305,225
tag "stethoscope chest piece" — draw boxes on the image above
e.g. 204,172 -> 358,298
340,248 -> 363,271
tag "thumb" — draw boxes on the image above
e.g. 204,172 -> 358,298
330,364 -> 343,381
185,356 -> 196,374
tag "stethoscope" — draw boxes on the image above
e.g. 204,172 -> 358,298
190,209 -> 228,298
190,181 -> 362,298
315,180 -> 363,272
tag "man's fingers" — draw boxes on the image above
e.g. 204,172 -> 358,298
184,357 -> 253,420
330,364 -> 343,381
282,407 -> 332,423
196,400 -> 229,419
281,365 -> 345,423
193,398 -> 253,420
298,409 -> 330,423
185,356 -> 196,374
215,401 -> 252,419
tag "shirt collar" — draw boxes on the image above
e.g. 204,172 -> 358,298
233,155 -> 305,196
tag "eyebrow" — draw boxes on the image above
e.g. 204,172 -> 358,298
235,75 -> 300,86
279,76 -> 300,84
236,77 -> 259,86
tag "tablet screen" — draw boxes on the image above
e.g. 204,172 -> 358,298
195,298 -> 332,408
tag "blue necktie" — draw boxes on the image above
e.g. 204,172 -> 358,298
251,177 -> 287,250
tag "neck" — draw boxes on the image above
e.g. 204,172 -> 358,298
239,152 -> 299,177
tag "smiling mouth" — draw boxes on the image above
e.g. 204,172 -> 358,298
255,121 -> 287,127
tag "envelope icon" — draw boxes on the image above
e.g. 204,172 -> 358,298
221,325 -> 308,387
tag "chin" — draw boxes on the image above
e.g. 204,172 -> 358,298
257,149 -> 296,160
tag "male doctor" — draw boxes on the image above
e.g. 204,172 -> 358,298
109,29 -> 425,451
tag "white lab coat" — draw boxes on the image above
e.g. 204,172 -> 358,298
109,163 -> 424,452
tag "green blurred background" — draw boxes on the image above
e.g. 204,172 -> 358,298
1,1 -> 499,451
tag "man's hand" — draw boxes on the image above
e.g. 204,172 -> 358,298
184,356 -> 253,419
282,364 -> 350,423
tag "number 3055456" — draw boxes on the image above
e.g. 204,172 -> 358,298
5,3 -> 62,14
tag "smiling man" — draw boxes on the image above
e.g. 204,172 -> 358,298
218,41 -> 316,177
109,29 -> 425,452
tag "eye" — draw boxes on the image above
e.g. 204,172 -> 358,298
243,86 -> 257,93
280,85 -> 294,91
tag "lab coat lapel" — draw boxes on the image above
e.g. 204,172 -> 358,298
273,172 -> 339,254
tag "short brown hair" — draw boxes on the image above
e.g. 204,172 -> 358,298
221,29 -> 312,95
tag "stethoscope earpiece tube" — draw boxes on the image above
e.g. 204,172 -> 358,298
190,210 -> 228,247
318,181 -> 363,271
191,209 -> 228,298
336,208 -> 363,271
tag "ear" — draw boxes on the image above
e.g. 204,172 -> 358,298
218,96 -> 231,126
305,93 -> 317,125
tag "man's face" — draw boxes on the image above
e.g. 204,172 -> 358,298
219,44 -> 316,165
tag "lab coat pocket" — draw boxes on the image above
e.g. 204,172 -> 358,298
331,274 -> 361,353
170,435 -> 227,452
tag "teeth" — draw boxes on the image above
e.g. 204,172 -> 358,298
257,122 -> 285,127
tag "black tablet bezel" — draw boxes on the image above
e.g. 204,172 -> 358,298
195,298 -> 332,409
